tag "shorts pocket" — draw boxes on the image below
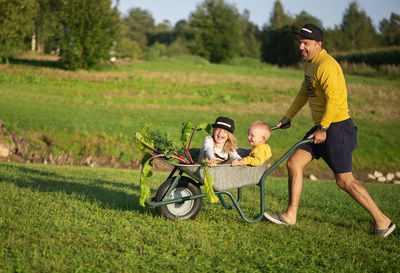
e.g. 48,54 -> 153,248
343,124 -> 357,152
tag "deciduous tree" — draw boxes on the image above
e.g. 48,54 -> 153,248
341,1 -> 378,50
268,0 -> 292,31
261,0 -> 296,66
188,0 -> 242,63
379,13 -> 400,46
122,7 -> 155,52
0,0 -> 37,63
31,0 -> 61,54
238,9 -> 261,58
58,0 -> 120,70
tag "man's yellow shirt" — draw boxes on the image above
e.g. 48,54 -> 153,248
285,49 -> 350,128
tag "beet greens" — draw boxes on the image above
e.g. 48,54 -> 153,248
135,121 -> 212,207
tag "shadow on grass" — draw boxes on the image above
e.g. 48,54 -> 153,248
0,164 -> 150,215
9,57 -> 63,69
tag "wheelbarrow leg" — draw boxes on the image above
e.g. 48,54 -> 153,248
218,188 -> 242,210
215,180 -> 266,223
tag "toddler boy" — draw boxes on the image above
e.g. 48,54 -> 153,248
232,121 -> 272,166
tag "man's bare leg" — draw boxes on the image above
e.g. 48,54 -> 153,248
335,172 -> 392,230
280,149 -> 313,225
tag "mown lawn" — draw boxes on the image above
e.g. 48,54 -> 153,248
0,162 -> 399,272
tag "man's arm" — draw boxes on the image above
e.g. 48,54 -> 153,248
318,63 -> 342,128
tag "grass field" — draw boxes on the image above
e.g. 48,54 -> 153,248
0,162 -> 399,272
0,55 -> 399,271
1,55 -> 399,178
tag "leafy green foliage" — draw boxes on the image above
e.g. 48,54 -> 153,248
334,47 -> 400,66
135,127 -> 181,206
261,2 -> 322,66
201,162 -> 219,203
188,0 -> 242,63
379,13 -> 400,46
0,0 -> 37,62
180,120 -> 194,143
181,121 -> 211,159
135,122 -> 211,206
268,0 -> 293,30
58,0 -> 120,70
196,122 -> 213,134
134,132 -> 154,153
341,2 -> 379,50
139,153 -> 153,206
181,121 -> 213,189
114,37 -> 142,59
139,127 -> 178,158
122,7 -> 155,52
31,0 -> 61,54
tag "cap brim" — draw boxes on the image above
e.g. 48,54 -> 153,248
211,124 -> 233,133
294,32 -> 322,41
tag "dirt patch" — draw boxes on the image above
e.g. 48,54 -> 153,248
0,119 -> 143,170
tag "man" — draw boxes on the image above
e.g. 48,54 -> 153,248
264,24 -> 395,237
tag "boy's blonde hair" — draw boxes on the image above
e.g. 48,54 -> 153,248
250,121 -> 271,140
212,129 -> 237,154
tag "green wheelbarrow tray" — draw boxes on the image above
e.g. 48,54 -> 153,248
145,129 -> 312,222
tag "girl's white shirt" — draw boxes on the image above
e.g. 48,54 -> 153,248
198,136 -> 241,162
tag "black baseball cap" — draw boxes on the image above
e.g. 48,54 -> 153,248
295,24 -> 324,42
212,117 -> 235,133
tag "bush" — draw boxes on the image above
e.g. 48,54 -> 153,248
334,47 -> 400,67
340,61 -> 400,79
115,38 -> 142,60
165,37 -> 190,56
145,42 -> 168,61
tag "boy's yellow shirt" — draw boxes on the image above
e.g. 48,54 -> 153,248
285,49 -> 350,128
244,143 -> 272,166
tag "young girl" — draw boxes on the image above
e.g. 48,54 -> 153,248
198,116 -> 241,167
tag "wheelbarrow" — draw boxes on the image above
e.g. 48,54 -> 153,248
145,127 -> 312,222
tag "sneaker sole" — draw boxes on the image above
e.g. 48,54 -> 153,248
264,212 -> 287,225
383,223 -> 396,237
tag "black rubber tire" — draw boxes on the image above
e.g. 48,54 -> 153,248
155,176 -> 202,220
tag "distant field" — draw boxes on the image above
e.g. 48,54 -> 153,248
0,163 -> 399,272
0,55 -> 399,178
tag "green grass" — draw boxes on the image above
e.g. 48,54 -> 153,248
0,55 -> 399,175
0,162 -> 399,272
115,55 -> 305,79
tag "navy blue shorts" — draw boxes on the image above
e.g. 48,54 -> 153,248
298,118 -> 358,174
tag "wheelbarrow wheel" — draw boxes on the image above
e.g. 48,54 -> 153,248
155,176 -> 202,220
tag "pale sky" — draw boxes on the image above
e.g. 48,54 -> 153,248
113,0 -> 399,30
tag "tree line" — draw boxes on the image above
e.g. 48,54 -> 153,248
1,0 -> 399,70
